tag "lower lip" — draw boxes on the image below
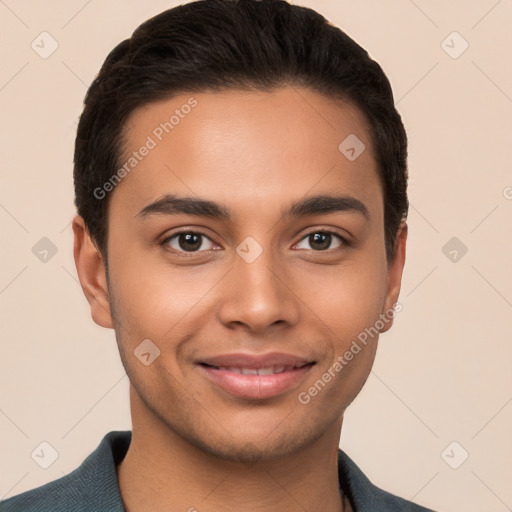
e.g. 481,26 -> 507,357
198,364 -> 314,400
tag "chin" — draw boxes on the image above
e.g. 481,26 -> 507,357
181,421 -> 324,465
197,439 -> 296,464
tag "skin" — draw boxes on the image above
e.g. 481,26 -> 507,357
73,86 -> 407,512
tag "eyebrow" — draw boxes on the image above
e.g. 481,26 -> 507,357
136,193 -> 370,222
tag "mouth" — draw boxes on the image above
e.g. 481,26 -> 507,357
197,353 -> 316,400
200,362 -> 310,375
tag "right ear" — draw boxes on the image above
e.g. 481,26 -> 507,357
72,215 -> 114,329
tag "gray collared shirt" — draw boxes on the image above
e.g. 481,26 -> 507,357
1,431 -> 435,511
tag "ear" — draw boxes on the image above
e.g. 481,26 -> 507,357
72,215 -> 114,329
379,221 -> 407,334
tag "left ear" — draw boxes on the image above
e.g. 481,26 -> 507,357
379,221 -> 407,333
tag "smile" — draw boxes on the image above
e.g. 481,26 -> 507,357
197,354 -> 315,400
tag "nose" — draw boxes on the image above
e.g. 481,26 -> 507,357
216,246 -> 301,333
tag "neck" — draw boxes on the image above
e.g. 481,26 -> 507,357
117,387 -> 346,512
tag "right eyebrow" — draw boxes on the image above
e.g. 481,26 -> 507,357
136,195 -> 231,221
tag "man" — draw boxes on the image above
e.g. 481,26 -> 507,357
1,0 -> 436,510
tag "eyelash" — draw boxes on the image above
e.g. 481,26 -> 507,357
160,228 -> 350,256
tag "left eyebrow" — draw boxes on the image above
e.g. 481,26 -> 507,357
136,193 -> 370,222
282,194 -> 370,221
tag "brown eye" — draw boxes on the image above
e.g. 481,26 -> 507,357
295,231 -> 345,251
163,231 -> 216,252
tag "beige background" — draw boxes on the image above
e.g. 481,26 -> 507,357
1,1 -> 511,511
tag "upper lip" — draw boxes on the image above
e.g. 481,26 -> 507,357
198,352 -> 315,369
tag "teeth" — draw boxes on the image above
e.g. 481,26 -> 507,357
257,367 -> 275,375
241,368 -> 259,375
216,366 -> 293,375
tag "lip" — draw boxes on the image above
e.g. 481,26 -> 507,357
197,352 -> 315,400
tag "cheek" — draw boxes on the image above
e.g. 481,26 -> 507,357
296,258 -> 387,335
322,263 -> 386,391
107,247 -> 222,343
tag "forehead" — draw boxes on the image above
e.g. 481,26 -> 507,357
113,86 -> 382,220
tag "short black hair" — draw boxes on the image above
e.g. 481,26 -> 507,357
73,0 -> 408,264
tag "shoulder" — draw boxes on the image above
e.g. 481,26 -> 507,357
338,449 -> 437,512
0,431 -> 131,512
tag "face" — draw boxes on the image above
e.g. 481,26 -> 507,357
76,86 -> 406,463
